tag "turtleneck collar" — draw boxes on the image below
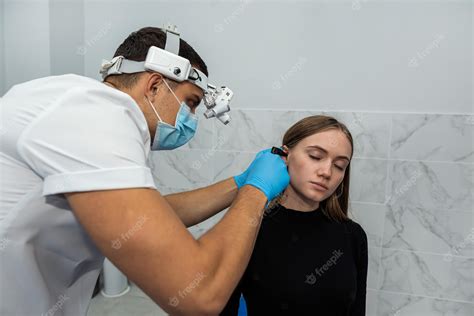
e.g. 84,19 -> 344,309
271,203 -> 326,218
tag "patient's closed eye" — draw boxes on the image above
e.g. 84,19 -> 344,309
310,155 -> 345,170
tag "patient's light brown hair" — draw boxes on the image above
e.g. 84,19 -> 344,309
271,115 -> 354,222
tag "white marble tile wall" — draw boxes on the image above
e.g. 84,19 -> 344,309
150,110 -> 474,315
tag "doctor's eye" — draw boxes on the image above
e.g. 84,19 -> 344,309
186,100 -> 197,109
186,98 -> 201,109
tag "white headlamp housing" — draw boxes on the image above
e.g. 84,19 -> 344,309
145,46 -> 193,83
99,24 -> 232,124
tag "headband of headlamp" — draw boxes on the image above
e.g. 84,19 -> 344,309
99,24 -> 232,125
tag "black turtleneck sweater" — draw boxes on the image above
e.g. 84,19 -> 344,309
220,204 -> 368,316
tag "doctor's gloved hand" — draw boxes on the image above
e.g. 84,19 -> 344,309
237,149 -> 290,201
233,149 -> 271,189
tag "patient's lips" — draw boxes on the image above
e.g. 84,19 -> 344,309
310,181 -> 328,191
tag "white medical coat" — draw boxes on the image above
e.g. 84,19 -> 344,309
0,74 -> 156,315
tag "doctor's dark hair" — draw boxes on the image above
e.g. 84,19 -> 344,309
108,26 -> 208,88
270,115 -> 354,222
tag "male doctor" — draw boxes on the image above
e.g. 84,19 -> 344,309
0,26 -> 289,315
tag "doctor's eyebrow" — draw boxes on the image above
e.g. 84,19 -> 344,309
306,145 -> 350,161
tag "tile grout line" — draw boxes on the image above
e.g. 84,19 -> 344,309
378,246 -> 474,260
231,108 -> 474,116
368,288 -> 474,305
176,148 -> 474,165
348,200 -> 473,214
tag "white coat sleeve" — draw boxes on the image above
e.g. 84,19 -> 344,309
17,86 -> 156,196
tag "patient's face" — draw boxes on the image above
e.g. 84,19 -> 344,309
284,129 -> 352,204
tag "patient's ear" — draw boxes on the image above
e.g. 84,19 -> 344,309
282,145 -> 289,165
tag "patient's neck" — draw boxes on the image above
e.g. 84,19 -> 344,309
280,185 -> 320,212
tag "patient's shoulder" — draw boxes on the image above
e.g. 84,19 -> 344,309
344,218 -> 368,247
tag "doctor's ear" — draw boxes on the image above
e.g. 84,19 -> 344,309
146,73 -> 164,97
151,84 -> 161,96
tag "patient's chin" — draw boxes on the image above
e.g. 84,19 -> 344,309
287,183 -> 324,205
299,187 -> 325,204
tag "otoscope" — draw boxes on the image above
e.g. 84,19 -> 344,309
271,147 -> 288,157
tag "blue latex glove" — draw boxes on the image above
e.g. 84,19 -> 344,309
237,149 -> 290,201
233,149 -> 271,189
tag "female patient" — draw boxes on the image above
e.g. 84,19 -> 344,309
221,115 -> 368,316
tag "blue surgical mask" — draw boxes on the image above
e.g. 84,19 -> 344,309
146,80 -> 198,151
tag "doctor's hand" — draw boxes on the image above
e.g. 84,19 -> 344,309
234,148 -> 270,189
234,148 -> 290,201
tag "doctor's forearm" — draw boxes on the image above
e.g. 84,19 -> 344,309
164,178 -> 238,227
194,185 -> 266,313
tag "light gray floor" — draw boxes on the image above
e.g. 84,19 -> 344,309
87,283 -> 168,316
